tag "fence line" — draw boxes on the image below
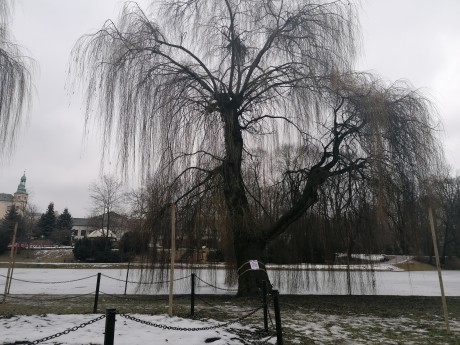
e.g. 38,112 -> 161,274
195,275 -> 238,292
120,306 -> 262,331
25,314 -> 106,345
195,294 -> 221,309
5,281 -> 283,344
100,273 -> 191,285
0,273 -> 97,284
5,291 -> 96,302
1,272 -> 235,291
98,290 -> 169,303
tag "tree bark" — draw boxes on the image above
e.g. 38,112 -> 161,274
220,108 -> 270,296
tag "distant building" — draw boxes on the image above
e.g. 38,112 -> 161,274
87,228 -> 118,241
0,173 -> 28,219
71,212 -> 128,242
71,217 -> 95,241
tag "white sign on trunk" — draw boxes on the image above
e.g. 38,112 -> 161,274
249,260 -> 259,270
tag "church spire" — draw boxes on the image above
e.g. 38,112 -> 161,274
16,172 -> 27,194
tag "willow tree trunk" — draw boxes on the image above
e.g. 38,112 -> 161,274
221,109 -> 271,296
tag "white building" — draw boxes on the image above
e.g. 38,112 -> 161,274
71,212 -> 128,242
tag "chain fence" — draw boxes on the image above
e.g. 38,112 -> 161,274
1,272 -> 235,293
2,272 -> 283,344
195,275 -> 238,292
5,291 -> 96,302
25,314 -> 106,345
100,273 -> 191,285
0,273 -> 97,284
120,306 -> 261,331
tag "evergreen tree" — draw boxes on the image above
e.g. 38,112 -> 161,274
0,231 -> 8,255
0,206 -> 20,236
56,208 -> 73,230
37,203 -> 56,238
0,206 -> 24,254
53,208 -> 73,245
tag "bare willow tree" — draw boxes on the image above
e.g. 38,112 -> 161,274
0,0 -> 31,158
89,175 -> 125,238
71,0 -> 442,295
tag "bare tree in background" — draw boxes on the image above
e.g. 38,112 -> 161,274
72,0 -> 442,295
89,175 -> 124,239
0,0 -> 31,158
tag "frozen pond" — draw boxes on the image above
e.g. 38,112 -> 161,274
1,267 -> 460,296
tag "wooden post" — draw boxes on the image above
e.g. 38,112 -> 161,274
428,208 -> 450,332
93,273 -> 102,313
124,260 -> 131,295
168,203 -> 176,317
7,244 -> 19,294
2,222 -> 18,304
104,308 -> 116,345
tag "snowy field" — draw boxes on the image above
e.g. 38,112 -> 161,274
1,267 -> 460,296
2,268 -> 460,344
1,313 -> 261,345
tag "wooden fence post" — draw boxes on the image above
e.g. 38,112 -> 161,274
428,208 -> 450,332
124,261 -> 131,295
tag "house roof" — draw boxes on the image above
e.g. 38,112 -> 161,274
72,213 -> 127,229
0,193 -> 13,202
87,229 -> 118,239
72,218 -> 93,226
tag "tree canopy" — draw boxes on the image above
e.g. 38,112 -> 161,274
72,0 -> 443,295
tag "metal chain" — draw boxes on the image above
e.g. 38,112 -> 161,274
265,294 -> 276,329
101,273 -> 190,285
99,291 -> 165,303
195,276 -> 238,292
0,273 -> 97,284
6,291 -> 96,301
120,306 -> 261,331
253,334 -> 276,344
196,295 -> 221,309
26,314 -> 106,344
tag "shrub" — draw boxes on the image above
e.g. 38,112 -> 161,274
73,237 -> 121,262
119,231 -> 147,259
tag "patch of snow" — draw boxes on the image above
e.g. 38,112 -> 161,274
0,314 -> 250,344
336,253 -> 386,261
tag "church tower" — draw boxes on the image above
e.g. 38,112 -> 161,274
13,172 -> 28,215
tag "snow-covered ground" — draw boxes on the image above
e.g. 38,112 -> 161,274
0,313 -> 262,345
1,267 -> 460,295
2,267 -> 460,344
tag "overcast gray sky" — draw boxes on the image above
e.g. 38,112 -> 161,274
0,0 -> 459,218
